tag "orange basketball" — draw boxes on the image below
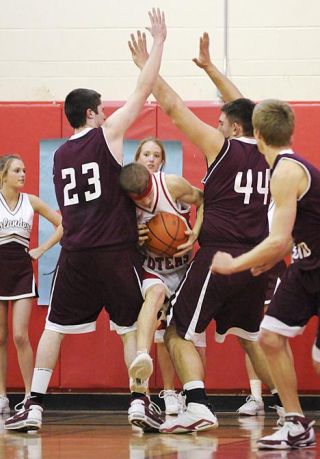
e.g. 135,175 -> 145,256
146,212 -> 188,257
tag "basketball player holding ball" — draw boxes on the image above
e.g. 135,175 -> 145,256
119,156 -> 203,430
129,137 -> 206,417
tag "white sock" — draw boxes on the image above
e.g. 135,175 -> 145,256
31,368 -> 53,394
183,381 -> 204,391
137,349 -> 148,356
250,379 -> 262,399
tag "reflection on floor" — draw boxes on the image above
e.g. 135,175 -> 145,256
0,411 -> 319,459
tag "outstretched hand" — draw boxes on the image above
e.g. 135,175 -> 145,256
146,8 -> 167,43
129,8 -> 166,69
192,32 -> 212,70
128,31 -> 149,69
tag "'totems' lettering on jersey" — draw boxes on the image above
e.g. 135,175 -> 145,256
142,253 -> 189,272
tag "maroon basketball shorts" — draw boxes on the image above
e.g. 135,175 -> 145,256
170,245 -> 267,343
46,246 -> 143,334
261,263 -> 320,338
264,260 -> 287,305
0,243 -> 38,300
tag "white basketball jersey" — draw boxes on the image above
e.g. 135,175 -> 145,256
136,171 -> 192,274
0,192 -> 34,247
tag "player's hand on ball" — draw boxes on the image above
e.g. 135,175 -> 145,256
137,224 -> 149,246
173,229 -> 197,258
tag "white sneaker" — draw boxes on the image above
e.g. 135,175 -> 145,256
5,398 -> 43,432
159,402 -> 218,433
0,395 -> 10,416
128,395 -> 164,433
237,395 -> 264,416
159,390 -> 185,415
257,415 -> 316,450
129,353 -> 153,393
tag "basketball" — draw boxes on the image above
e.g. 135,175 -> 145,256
146,212 -> 188,257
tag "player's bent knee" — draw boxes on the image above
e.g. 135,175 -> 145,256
146,284 -> 166,308
163,325 -> 177,348
258,329 -> 284,353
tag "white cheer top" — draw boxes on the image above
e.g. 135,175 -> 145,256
0,192 -> 34,247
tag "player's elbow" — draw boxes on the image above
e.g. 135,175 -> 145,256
268,235 -> 290,256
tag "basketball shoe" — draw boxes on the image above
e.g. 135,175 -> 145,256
4,397 -> 43,432
257,415 -> 316,450
237,395 -> 265,416
270,405 -> 286,427
14,394 -> 30,412
159,402 -> 218,433
128,395 -> 164,432
159,390 -> 185,415
256,450 -> 316,459
0,395 -> 10,416
129,352 -> 153,393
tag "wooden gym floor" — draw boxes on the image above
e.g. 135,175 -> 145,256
1,411 -> 319,459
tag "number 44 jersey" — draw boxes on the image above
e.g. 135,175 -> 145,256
53,127 -> 137,250
199,137 -> 270,248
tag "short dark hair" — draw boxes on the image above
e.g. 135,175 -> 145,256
221,98 -> 256,136
64,88 -> 101,128
253,99 -> 295,147
119,163 -> 150,195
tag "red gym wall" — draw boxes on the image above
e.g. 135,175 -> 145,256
1,101 -> 319,393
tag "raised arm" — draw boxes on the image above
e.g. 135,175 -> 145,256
128,31 -> 225,167
193,32 -> 243,103
105,9 -> 166,158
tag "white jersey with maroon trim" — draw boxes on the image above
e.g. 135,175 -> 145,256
0,192 -> 33,247
136,171 -> 192,275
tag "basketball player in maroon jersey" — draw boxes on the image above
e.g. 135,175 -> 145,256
127,32 -> 282,434
212,99 -> 318,449
193,32 -> 287,420
4,8 -> 166,433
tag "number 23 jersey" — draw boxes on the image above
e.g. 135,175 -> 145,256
199,137 -> 270,247
53,127 -> 137,250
